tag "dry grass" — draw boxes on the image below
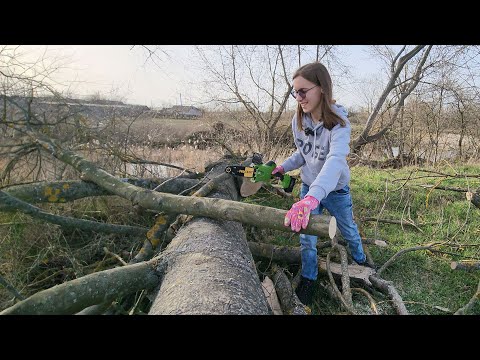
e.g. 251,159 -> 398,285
126,144 -> 224,177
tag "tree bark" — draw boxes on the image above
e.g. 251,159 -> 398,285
148,161 -> 269,315
271,264 -> 308,315
0,177 -> 200,209
369,275 -> 409,315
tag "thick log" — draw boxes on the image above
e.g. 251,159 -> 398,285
148,218 -> 269,314
148,161 -> 269,315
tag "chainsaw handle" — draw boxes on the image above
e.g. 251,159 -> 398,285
273,172 -> 284,181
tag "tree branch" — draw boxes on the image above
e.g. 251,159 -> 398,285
29,131 -> 336,239
0,258 -> 162,315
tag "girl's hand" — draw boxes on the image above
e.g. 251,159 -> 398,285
284,196 -> 319,232
271,165 -> 284,175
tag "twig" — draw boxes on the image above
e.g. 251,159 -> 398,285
325,241 -> 355,314
27,268 -> 73,288
0,222 -> 34,226
113,152 -> 196,174
128,290 -> 146,315
376,299 -> 451,314
103,247 -> 128,266
377,243 -> 438,277
361,217 -> 423,232
351,287 -> 378,314
0,274 -> 25,301
454,278 -> 480,315
152,169 -> 188,191
418,184 -> 468,193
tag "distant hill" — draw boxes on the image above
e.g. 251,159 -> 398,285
2,96 -> 206,125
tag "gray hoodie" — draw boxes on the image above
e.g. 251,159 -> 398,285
280,104 -> 351,203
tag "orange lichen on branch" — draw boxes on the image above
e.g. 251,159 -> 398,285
43,186 -> 67,202
146,215 -> 168,247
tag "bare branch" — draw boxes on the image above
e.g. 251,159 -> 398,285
0,258 -> 162,315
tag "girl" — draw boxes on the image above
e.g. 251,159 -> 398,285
272,62 -> 370,305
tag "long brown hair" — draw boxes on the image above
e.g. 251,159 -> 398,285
293,62 -> 345,131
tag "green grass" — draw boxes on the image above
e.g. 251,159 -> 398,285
247,164 -> 480,315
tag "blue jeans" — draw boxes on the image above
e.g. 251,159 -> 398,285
299,182 -> 366,280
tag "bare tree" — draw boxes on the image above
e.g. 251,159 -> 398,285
351,45 -> 480,165
191,45 -> 347,160
351,45 -> 431,154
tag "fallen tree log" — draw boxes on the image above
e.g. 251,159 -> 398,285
148,160 -> 269,314
0,177 -> 200,208
148,218 -> 269,314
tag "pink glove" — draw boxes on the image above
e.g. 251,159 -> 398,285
271,165 -> 284,175
284,196 -> 319,232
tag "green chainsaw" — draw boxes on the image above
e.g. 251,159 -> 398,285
225,160 -> 296,193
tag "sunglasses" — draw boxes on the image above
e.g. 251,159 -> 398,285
290,85 -> 319,100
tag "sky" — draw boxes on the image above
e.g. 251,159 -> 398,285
15,45 -> 386,110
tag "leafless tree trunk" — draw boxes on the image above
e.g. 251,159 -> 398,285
351,45 -> 431,154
